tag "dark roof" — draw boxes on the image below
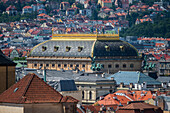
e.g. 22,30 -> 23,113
18,69 -> 114,83
0,73 -> 78,104
29,40 -> 139,58
48,80 -> 77,92
0,50 -> 16,66
156,77 -> 170,83
94,40 -> 138,57
107,71 -> 161,85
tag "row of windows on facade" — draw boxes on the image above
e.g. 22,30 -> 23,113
33,63 -> 134,68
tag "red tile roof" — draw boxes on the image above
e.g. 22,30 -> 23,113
0,73 -> 78,104
23,6 -> 32,9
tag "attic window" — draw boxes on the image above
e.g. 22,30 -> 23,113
78,46 -> 83,52
42,46 -> 47,52
14,88 -> 18,93
66,46 -> 71,52
120,46 -> 125,52
54,46 -> 59,52
105,45 -> 110,51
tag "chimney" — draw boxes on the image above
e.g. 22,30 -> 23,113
43,67 -> 46,82
102,73 -> 105,78
120,82 -> 124,88
129,83 -> 133,89
111,77 -> 114,80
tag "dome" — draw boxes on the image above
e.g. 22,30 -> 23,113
29,38 -> 138,58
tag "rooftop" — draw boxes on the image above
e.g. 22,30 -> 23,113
0,73 -> 78,104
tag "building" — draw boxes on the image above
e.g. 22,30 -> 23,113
60,2 -> 70,10
117,101 -> 163,113
0,73 -> 78,113
98,0 -> 112,8
27,33 -> 142,74
22,6 -> 33,14
95,90 -> 157,106
6,5 -> 17,15
107,71 -> 162,90
159,59 -> 170,76
17,69 -> 116,104
156,96 -> 170,111
0,49 -> 16,94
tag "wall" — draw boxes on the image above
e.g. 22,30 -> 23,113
0,66 -> 15,94
24,103 -> 63,113
27,56 -> 142,74
60,90 -> 82,104
0,103 -> 24,113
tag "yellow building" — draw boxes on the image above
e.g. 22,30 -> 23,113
0,50 -> 16,94
27,33 -> 142,74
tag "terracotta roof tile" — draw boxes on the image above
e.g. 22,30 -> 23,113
0,73 -> 78,104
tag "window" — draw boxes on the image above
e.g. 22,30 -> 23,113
52,64 -> 55,67
42,46 -> 47,52
78,46 -> 83,52
123,64 -> 126,68
130,64 -> 134,68
54,46 -> 59,52
64,64 -> 67,67
66,46 -> 71,52
46,64 -> 49,67
120,46 -> 125,52
40,64 -> 43,67
82,64 -> 85,68
115,64 -> 119,68
70,64 -> 73,67
34,64 -> 37,67
89,91 -> 92,100
82,91 -> 84,99
76,64 -> 79,67
105,45 -> 110,51
108,64 -> 112,68
58,64 -> 61,67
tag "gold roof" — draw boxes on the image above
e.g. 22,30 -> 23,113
52,30 -> 119,41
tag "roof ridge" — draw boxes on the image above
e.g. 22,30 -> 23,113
22,73 -> 35,98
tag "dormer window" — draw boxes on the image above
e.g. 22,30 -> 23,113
105,45 -> 110,51
120,46 -> 125,52
42,46 -> 47,52
66,46 -> 71,52
54,46 -> 59,52
78,46 -> 83,52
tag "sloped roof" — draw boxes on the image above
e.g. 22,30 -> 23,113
0,73 -> 78,104
107,71 -> 161,85
0,49 -> 16,66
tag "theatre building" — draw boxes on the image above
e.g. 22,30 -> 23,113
27,33 -> 142,73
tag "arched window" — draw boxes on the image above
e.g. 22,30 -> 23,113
115,64 -> 119,68
123,64 -> 126,68
130,64 -> 134,68
82,91 -> 84,99
89,91 -> 92,100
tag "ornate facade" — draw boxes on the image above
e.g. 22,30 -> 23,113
27,33 -> 142,73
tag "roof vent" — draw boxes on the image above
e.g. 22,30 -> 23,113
14,88 -> 18,93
